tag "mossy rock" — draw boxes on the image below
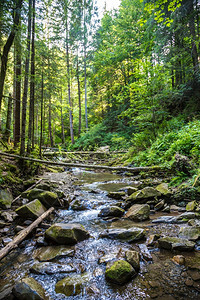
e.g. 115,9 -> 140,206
125,204 -> 150,221
13,277 -> 49,300
186,201 -> 197,212
158,236 -> 195,251
156,183 -> 172,197
23,188 -> 60,208
45,223 -> 90,245
16,199 -> 47,220
107,191 -> 126,200
98,206 -> 125,218
105,260 -> 136,285
55,273 -> 91,296
99,227 -> 144,242
127,187 -> 161,203
34,245 -> 75,261
0,189 -> 13,209
179,226 -> 200,241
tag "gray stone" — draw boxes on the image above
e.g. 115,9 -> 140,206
158,236 -> 195,251
98,206 -> 125,218
0,189 -> 13,209
23,188 -> 60,207
30,262 -> 76,275
16,199 -> 47,220
125,250 -> 140,270
13,277 -> 49,300
154,200 -> 165,211
186,201 -> 197,212
127,187 -> 161,203
99,227 -> 144,242
34,245 -> 75,261
155,183 -> 172,197
179,226 -> 200,241
107,191 -> 126,200
125,204 -> 150,221
71,199 -> 87,211
45,223 -> 90,245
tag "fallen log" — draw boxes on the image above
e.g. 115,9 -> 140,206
12,178 -> 43,203
0,151 -> 165,173
0,207 -> 54,261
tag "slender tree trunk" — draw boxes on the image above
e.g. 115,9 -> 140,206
48,97 -> 53,147
83,2 -> 88,130
0,0 -> 23,116
60,88 -> 65,144
27,0 -> 35,153
39,69 -> 43,158
13,45 -> 16,139
66,19 -> 74,144
14,19 -> 21,147
76,51 -> 81,137
188,1 -> 199,74
4,94 -> 13,143
20,0 -> 32,156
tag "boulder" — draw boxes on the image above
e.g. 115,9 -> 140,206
172,255 -> 185,265
55,273 -> 91,297
99,227 -> 144,242
45,223 -> 90,245
146,234 -> 160,247
127,187 -> 161,203
13,277 -> 48,300
98,251 -> 119,264
23,188 -> 60,207
154,200 -> 165,211
71,199 -> 87,211
36,183 -> 50,191
16,199 -> 47,220
34,245 -> 75,261
105,260 -> 136,284
158,236 -> 195,251
30,262 -> 76,275
186,201 -> 197,212
155,183 -> 172,197
179,226 -> 200,241
98,206 -> 125,218
0,189 -> 13,209
118,186 -> 138,196
125,204 -> 150,221
125,250 -> 140,271
107,191 -> 126,200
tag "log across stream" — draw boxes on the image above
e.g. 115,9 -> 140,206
0,168 -> 200,299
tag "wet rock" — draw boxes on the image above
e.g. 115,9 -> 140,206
34,245 -> 75,261
55,273 -> 91,297
23,188 -> 60,208
176,212 -> 199,222
105,260 -> 136,285
179,226 -> 200,241
36,236 -> 48,247
86,285 -> 100,297
158,236 -> 195,251
125,250 -> 140,270
14,225 -> 25,233
16,199 -> 47,220
186,201 -> 197,212
2,237 -> 12,245
162,205 -> 170,213
187,269 -> 200,281
125,204 -> 150,221
0,189 -> 13,209
99,251 -> 119,264
1,211 -> 15,222
98,206 -> 125,218
70,199 -> 87,211
45,223 -> 90,245
99,227 -> 144,242
172,255 -> 185,265
107,191 -> 126,200
13,277 -> 49,300
155,183 -> 172,197
154,200 -> 165,211
188,219 -> 200,226
30,262 -> 76,274
0,221 -> 7,228
119,186 -> 138,196
36,183 -> 51,191
146,234 -> 160,247
138,244 -> 152,261
127,187 -> 161,203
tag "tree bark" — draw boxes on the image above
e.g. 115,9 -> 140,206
60,88 -> 65,144
4,94 -> 13,143
0,0 -> 23,116
39,69 -> 44,158
48,97 -> 53,147
0,207 -> 54,261
20,0 -> 32,156
83,1 -> 88,130
188,1 -> 199,74
76,52 -> 81,137
27,0 -> 35,153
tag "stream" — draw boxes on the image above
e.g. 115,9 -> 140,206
1,168 -> 200,299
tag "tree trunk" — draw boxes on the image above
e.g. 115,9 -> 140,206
188,1 -> 199,74
14,19 -> 21,147
60,88 -> 65,144
4,94 -> 13,143
39,69 -> 43,158
27,0 -> 35,153
83,2 -> 88,130
20,0 -> 32,156
0,0 -> 23,116
48,97 -> 53,147
76,52 -> 81,137
66,18 -> 74,144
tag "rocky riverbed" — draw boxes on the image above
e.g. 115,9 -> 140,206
0,168 -> 200,299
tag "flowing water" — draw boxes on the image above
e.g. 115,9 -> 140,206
1,168 -> 200,300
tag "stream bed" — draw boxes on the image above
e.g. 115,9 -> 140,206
1,168 -> 200,299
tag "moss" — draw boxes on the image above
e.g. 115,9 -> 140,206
105,260 -> 135,284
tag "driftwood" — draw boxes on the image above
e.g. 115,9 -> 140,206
0,207 -> 54,261
12,178 -> 43,203
0,151 -> 163,173
43,150 -> 127,155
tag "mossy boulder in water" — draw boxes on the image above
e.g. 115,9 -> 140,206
34,245 -> 75,261
155,183 -> 172,197
105,260 -> 136,285
125,250 -> 140,271
98,206 -> 125,218
13,277 -> 49,299
99,227 -> 144,242
16,199 -> 47,219
158,236 -> 195,251
55,273 -> 91,296
186,201 -> 197,212
45,223 -> 90,245
71,199 -> 87,211
0,189 -> 13,209
23,188 -> 60,207
179,226 -> 200,241
125,204 -> 150,221
108,191 -> 126,200
127,187 -> 161,203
